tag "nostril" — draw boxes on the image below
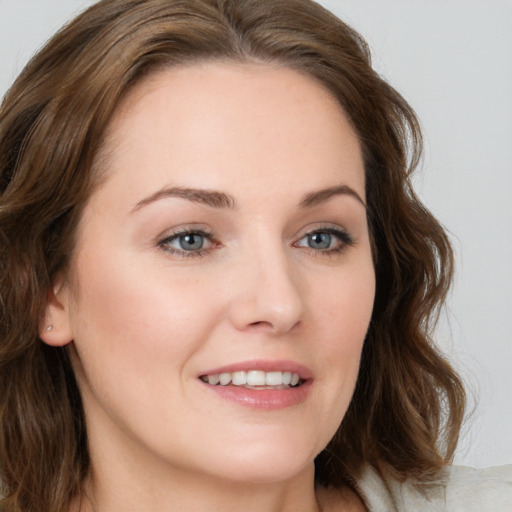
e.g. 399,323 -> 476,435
248,320 -> 272,329
247,319 -> 301,334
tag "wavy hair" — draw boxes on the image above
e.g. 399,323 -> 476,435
0,0 -> 465,510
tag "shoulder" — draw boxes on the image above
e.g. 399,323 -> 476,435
442,465 -> 512,510
354,464 -> 512,512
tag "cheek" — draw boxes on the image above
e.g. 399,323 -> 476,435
311,259 -> 375,392
67,249 -> 219,383
314,260 -> 375,343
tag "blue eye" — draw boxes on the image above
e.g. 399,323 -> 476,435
175,233 -> 205,251
307,232 -> 333,250
296,228 -> 352,253
159,229 -> 212,256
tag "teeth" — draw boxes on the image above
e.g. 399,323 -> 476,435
219,373 -> 232,385
201,370 -> 302,388
247,370 -> 266,386
208,374 -> 220,385
232,371 -> 247,385
265,371 -> 282,386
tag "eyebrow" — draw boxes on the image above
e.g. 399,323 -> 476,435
299,185 -> 366,209
131,183 -> 365,213
131,186 -> 237,212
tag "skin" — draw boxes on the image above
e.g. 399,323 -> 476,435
42,62 -> 374,512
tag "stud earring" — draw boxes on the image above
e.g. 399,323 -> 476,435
45,324 -> 54,332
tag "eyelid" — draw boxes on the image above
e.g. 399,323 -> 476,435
294,222 -> 351,239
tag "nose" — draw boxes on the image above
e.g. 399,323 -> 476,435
228,245 -> 305,336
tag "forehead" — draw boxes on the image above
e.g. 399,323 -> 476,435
92,61 -> 365,207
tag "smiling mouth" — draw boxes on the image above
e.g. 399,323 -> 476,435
199,370 -> 304,389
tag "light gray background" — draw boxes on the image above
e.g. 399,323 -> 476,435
1,0 -> 511,468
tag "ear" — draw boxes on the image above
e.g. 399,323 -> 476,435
39,275 -> 74,347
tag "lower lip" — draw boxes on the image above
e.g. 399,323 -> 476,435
200,380 -> 312,410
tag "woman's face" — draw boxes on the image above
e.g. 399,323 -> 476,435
51,62 -> 375,485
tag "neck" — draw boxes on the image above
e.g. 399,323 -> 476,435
75,463 -> 322,512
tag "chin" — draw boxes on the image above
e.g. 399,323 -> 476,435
210,455 -> 315,485
194,430 -> 322,485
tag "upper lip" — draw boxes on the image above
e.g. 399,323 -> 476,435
198,359 -> 313,380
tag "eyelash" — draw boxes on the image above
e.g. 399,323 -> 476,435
157,226 -> 354,259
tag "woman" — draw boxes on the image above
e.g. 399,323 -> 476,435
0,0 -> 510,511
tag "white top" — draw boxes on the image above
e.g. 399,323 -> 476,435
356,465 -> 512,511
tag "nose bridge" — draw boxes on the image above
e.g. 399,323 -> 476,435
229,228 -> 304,334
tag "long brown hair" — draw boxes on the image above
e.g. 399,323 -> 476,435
0,0 -> 465,510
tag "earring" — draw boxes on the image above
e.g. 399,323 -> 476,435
45,324 -> 54,332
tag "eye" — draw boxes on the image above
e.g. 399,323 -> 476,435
295,227 -> 353,253
174,233 -> 205,251
158,229 -> 214,257
307,232 -> 334,250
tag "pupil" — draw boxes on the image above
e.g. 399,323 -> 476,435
309,232 -> 331,249
180,234 -> 203,251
